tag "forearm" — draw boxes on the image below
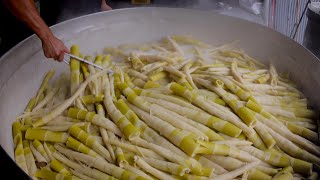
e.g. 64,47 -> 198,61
4,0 -> 52,40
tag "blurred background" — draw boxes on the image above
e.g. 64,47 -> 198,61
0,0 -> 320,57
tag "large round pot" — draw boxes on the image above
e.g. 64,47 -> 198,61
0,7 -> 319,178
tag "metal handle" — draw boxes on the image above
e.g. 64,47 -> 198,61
63,53 -> 114,74
64,53 -> 104,70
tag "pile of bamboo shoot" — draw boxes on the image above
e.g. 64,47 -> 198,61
12,35 -> 319,180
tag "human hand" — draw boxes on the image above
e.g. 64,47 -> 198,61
41,35 -> 69,62
101,1 -> 112,11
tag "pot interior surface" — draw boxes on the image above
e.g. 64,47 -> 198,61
0,7 -> 319,161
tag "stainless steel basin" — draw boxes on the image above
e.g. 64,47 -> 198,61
0,7 -> 319,177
